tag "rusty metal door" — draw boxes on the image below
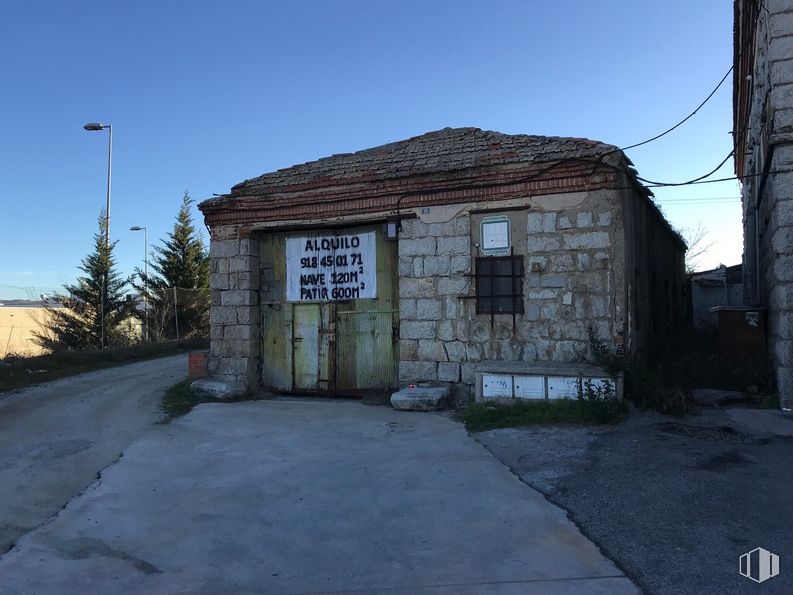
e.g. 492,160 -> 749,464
334,228 -> 398,395
261,232 -> 334,394
260,226 -> 398,396
261,233 -> 291,392
336,309 -> 398,393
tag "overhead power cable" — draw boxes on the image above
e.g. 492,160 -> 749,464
580,4 -> 762,191
635,150 -> 735,187
617,67 -> 734,153
610,2 -> 762,156
655,196 -> 741,204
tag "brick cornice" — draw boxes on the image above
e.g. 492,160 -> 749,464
201,161 -> 620,228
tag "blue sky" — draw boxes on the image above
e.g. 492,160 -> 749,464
1,1 -> 739,291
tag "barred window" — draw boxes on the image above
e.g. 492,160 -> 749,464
475,256 -> 524,314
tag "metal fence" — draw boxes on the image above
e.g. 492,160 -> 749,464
0,286 -> 55,358
137,287 -> 210,343
0,285 -> 209,358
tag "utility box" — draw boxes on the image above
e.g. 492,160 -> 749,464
475,361 -> 622,402
710,306 -> 766,362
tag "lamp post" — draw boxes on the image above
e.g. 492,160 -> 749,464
130,226 -> 148,341
83,123 -> 112,246
84,122 -> 112,349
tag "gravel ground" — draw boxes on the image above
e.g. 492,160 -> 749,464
474,408 -> 793,595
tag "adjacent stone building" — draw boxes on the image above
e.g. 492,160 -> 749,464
198,127 -> 685,399
734,0 -> 793,408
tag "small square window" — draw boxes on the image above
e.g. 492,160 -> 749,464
475,256 -> 524,314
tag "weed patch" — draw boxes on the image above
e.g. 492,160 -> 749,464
622,360 -> 693,416
463,398 -> 626,432
161,379 -> 199,419
752,392 -> 780,409
160,378 -> 264,421
586,327 -> 697,416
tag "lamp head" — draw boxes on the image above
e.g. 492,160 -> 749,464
83,123 -> 105,131
130,226 -> 143,231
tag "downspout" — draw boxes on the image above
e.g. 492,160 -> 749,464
754,200 -> 760,303
722,265 -> 729,306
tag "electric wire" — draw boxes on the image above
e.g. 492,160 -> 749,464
635,150 -> 735,186
583,2 -> 764,185
617,68 -> 734,154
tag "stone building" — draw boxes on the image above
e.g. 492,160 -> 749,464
198,127 -> 685,399
734,0 -> 793,408
688,264 -> 744,328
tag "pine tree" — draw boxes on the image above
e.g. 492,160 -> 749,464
136,192 -> 209,339
38,212 -> 134,351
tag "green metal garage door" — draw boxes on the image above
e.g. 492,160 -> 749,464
260,225 -> 398,395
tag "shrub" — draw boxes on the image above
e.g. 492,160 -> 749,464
575,375 -> 627,423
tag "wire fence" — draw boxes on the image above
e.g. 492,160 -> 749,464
0,285 -> 209,359
137,287 -> 210,343
0,286 -> 55,358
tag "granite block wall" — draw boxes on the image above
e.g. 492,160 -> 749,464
208,234 -> 261,389
397,193 -> 622,395
740,1 -> 793,407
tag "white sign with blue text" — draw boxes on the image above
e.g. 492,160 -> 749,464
286,232 -> 377,301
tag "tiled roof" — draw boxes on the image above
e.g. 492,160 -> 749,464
219,127 -> 618,200
196,127 -> 659,234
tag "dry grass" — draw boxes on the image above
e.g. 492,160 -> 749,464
0,307 -> 51,358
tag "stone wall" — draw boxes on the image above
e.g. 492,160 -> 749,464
397,190 -> 624,399
398,216 -> 472,387
207,232 -> 261,391
619,180 -> 685,356
740,0 -> 793,407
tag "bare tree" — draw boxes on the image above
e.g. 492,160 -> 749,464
681,222 -> 715,274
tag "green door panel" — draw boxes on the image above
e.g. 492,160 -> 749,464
260,225 -> 398,395
292,304 -> 320,391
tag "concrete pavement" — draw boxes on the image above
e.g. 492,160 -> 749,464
0,355 -> 187,553
0,399 -> 637,594
725,407 -> 793,437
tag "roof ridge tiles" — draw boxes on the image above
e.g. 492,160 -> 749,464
223,127 -> 620,197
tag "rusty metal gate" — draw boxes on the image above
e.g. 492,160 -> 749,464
260,225 -> 398,395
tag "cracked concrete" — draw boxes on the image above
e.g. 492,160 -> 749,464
0,399 -> 637,594
0,355 -> 187,553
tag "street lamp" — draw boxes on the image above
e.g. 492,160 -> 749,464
83,122 -> 112,246
84,122 -> 112,349
130,226 -> 148,341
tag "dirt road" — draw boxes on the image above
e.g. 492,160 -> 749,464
0,355 -> 186,553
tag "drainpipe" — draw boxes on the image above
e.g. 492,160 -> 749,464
722,265 -> 729,306
754,202 -> 761,303
754,134 -> 793,304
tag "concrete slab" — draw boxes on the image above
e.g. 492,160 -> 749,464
190,377 -> 245,399
726,408 -> 793,437
0,400 -> 636,594
391,386 -> 450,411
690,388 -> 747,406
